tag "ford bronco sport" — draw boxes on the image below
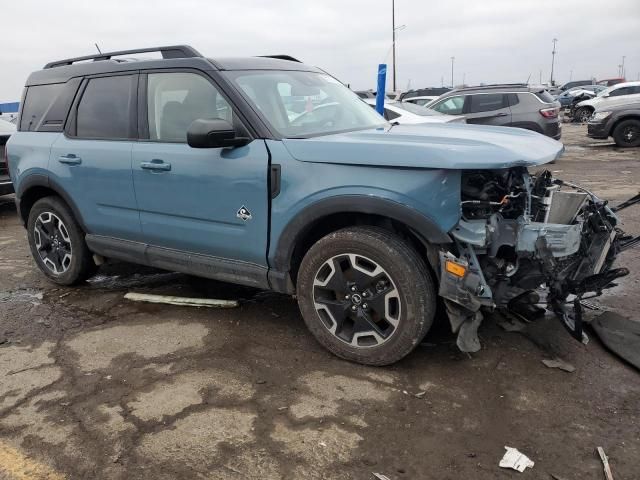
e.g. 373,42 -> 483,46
7,46 -> 638,365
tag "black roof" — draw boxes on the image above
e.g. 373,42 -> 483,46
27,45 -> 320,86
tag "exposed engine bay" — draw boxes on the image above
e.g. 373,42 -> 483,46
439,167 -> 639,352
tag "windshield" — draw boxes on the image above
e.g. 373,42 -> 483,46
597,86 -> 615,97
390,101 -> 442,116
224,70 -> 387,138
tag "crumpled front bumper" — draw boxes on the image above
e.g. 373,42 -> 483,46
437,190 -> 640,352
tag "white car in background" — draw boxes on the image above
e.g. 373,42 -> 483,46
573,81 -> 640,122
364,99 -> 466,124
402,95 -> 439,106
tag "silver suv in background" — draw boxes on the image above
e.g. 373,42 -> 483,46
426,85 -> 561,139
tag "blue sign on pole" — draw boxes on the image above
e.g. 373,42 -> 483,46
375,64 -> 387,116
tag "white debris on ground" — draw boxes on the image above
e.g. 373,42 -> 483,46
124,292 -> 239,308
542,358 -> 576,373
499,446 -> 535,472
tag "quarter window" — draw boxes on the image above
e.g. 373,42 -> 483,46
147,72 -> 233,143
76,76 -> 135,139
468,94 -> 507,113
432,96 -> 464,115
19,84 -> 64,131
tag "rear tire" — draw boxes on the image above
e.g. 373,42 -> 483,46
612,119 -> 640,148
27,196 -> 96,285
296,226 -> 436,366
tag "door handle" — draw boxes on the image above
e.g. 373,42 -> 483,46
140,160 -> 172,172
58,154 -> 82,165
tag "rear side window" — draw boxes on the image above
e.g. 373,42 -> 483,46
19,84 -> 64,131
507,93 -> 520,106
76,75 -> 135,139
534,90 -> 555,103
468,94 -> 507,113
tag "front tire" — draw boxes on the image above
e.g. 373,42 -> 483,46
296,226 -> 436,366
612,119 -> 640,148
574,107 -> 593,123
27,196 -> 96,285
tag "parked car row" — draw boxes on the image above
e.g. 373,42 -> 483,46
571,81 -> 640,123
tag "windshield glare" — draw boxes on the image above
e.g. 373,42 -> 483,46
224,71 -> 387,137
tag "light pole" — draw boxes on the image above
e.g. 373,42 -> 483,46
550,38 -> 557,86
621,56 -> 626,78
391,1 -> 407,91
450,56 -> 455,88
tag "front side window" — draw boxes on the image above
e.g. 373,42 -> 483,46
468,94 -> 507,113
431,96 -> 464,115
225,70 -> 386,138
76,76 -> 135,139
147,72 -> 233,142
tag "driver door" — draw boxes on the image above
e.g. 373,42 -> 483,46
131,71 -> 270,267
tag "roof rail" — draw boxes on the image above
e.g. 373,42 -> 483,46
258,55 -> 302,63
457,83 -> 529,90
44,45 -> 202,69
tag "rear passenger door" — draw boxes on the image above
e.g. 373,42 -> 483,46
462,93 -> 511,126
49,73 -> 142,241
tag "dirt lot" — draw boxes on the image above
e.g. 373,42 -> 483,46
0,123 -> 639,480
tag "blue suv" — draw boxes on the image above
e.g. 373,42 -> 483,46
7,46 -> 635,365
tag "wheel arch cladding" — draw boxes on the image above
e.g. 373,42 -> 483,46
17,176 -> 87,232
272,195 -> 452,281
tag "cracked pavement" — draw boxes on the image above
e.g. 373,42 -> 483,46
0,124 -> 639,479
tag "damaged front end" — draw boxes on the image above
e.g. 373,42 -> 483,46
439,167 -> 639,352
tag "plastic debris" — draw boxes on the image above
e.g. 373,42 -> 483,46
414,391 -> 427,399
497,318 -> 527,332
542,358 -> 576,373
597,447 -> 614,480
372,474 -> 391,480
124,292 -> 239,308
499,446 -> 534,472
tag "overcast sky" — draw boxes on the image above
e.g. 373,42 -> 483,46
2,0 -> 639,102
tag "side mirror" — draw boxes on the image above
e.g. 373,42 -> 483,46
187,118 -> 250,149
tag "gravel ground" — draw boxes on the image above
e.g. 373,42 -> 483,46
0,123 -> 638,480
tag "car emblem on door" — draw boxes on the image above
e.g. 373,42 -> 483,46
237,206 -> 252,221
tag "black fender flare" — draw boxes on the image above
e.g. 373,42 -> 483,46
271,194 -> 453,273
16,174 -> 89,232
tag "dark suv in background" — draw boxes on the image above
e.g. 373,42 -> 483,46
0,118 -> 15,196
427,85 -> 561,139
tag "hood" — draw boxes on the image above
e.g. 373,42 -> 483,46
578,94 -> 640,109
282,123 -> 563,169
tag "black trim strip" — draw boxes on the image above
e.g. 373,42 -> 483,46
86,235 -> 270,290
